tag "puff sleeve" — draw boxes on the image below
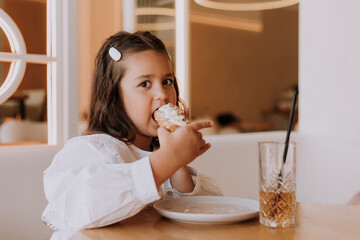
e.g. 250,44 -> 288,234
41,136 -> 161,231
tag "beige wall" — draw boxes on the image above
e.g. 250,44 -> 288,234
78,0 -> 122,120
190,7 -> 298,122
297,0 -> 360,203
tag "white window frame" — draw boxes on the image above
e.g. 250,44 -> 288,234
0,0 -> 78,151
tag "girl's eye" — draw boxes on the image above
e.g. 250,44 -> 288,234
139,81 -> 151,88
163,79 -> 174,85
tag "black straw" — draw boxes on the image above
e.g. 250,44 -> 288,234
282,88 -> 299,164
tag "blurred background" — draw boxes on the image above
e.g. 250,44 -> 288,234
0,0 -> 298,145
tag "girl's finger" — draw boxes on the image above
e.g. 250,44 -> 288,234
187,121 -> 213,131
157,126 -> 170,137
199,143 -> 211,154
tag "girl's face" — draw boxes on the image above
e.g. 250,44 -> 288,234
120,50 -> 177,149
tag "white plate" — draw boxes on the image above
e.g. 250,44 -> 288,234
153,196 -> 259,224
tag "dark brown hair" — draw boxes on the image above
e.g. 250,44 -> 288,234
86,31 -> 182,143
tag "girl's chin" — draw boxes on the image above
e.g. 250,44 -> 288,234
151,128 -> 159,137
152,122 -> 160,131
147,126 -> 158,137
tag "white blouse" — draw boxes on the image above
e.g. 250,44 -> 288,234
41,134 -> 222,231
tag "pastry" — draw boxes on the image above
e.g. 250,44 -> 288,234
153,103 -> 186,132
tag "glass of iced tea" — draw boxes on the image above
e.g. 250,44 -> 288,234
258,141 -> 296,227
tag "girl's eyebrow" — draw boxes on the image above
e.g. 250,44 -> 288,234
135,73 -> 173,80
163,73 -> 174,78
135,74 -> 151,81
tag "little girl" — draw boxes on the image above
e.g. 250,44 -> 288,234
41,31 -> 222,232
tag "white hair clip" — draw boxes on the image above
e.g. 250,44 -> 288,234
109,47 -> 122,61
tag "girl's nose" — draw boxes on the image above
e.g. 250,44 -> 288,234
154,85 -> 168,101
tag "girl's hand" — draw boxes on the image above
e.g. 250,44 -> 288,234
157,120 -> 213,166
149,120 -> 213,188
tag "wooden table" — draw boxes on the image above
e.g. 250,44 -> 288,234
71,202 -> 360,240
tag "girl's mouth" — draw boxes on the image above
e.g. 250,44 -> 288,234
152,107 -> 161,124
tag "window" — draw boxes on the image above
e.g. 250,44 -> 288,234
0,0 -> 78,146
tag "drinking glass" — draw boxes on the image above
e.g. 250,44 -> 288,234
258,141 -> 296,227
